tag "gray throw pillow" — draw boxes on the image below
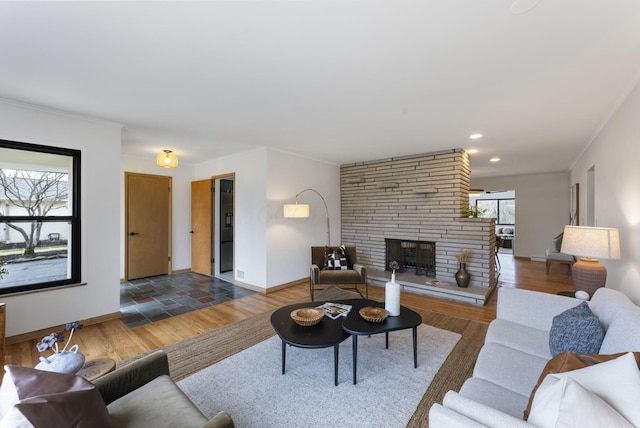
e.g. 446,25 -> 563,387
553,233 -> 564,252
549,302 -> 605,357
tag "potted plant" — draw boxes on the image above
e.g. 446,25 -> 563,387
464,205 -> 485,218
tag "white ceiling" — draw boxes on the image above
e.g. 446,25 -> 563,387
1,1 -> 639,177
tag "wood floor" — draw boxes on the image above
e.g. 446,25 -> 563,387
5,254 -> 574,367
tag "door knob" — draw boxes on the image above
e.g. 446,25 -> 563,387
128,232 -> 139,236
190,230 -> 194,234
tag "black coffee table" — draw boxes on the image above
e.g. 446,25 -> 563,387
342,300 -> 422,384
270,300 -> 359,386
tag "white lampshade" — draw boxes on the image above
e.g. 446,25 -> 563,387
283,203 -> 310,218
156,150 -> 178,168
561,226 -> 621,260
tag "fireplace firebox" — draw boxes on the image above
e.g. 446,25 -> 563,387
385,239 -> 436,276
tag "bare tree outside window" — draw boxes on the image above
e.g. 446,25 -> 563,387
0,169 -> 68,255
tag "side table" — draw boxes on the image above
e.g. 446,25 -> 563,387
77,357 -> 116,381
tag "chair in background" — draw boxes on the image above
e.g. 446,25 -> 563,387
545,232 -> 575,274
310,246 -> 368,302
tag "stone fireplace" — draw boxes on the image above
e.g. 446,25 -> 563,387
340,149 -> 496,304
385,239 -> 436,277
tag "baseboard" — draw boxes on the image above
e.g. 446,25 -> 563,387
265,278 -> 309,294
6,311 -> 121,345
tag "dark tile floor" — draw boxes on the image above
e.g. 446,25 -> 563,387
120,272 -> 256,328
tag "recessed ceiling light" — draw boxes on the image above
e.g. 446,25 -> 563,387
469,133 -> 483,140
466,149 -> 478,154
490,157 -> 501,162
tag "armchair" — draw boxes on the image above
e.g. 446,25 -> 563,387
310,246 -> 367,302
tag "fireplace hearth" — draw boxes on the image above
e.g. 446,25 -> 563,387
385,239 -> 436,277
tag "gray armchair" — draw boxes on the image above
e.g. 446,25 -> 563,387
310,246 -> 367,302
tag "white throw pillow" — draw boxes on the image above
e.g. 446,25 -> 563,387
0,371 -> 19,419
528,352 -> 640,426
528,376 -> 633,428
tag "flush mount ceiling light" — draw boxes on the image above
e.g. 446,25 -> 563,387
490,157 -> 501,162
156,150 -> 178,168
469,133 -> 483,140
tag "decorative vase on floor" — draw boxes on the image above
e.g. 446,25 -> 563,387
385,272 -> 401,316
455,263 -> 471,288
35,344 -> 85,374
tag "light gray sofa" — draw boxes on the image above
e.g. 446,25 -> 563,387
429,287 -> 640,427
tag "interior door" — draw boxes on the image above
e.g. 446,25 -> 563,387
191,179 -> 213,275
125,173 -> 171,280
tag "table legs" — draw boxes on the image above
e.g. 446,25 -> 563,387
352,329 -> 419,385
281,340 -> 340,386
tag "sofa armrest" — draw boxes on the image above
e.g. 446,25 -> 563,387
429,403 -> 489,427
93,350 -> 170,405
353,263 -> 367,283
438,391 -> 532,427
203,411 -> 235,428
497,287 -> 582,331
310,264 -> 321,285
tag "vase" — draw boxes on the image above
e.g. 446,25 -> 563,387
385,272 -> 401,316
455,263 -> 471,288
35,344 -> 85,374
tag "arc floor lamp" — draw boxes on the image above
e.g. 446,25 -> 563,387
283,188 -> 331,246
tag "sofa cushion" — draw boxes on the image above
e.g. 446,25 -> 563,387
0,366 -> 111,428
459,377 -> 530,419
549,301 -> 604,356
107,374 -> 208,428
485,319 -> 551,359
472,342 -> 549,397
318,269 -> 361,284
528,353 -> 640,427
528,376 -> 632,428
524,351 -> 640,419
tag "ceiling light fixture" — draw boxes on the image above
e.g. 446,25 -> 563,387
466,149 -> 479,155
156,150 -> 178,168
469,189 -> 484,195
490,157 -> 501,162
469,134 -> 483,140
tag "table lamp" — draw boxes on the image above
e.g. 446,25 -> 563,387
560,226 -> 621,296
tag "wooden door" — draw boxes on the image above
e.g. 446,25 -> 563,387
191,179 -> 213,275
125,173 -> 171,280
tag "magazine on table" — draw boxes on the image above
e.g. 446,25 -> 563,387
316,302 -> 353,319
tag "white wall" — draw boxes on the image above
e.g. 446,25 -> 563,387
120,155 -> 195,278
266,149 -> 340,288
194,147 -> 340,291
195,148 -> 269,288
569,79 -> 640,303
471,172 -> 569,260
0,99 -> 122,337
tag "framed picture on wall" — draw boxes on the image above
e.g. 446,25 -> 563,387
570,183 -> 579,225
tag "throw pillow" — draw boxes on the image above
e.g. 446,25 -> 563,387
552,232 -> 563,252
323,246 -> 348,270
0,365 -> 111,428
528,376 -> 633,428
523,351 -> 640,419
528,352 -> 640,426
548,301 -> 604,357
502,227 -> 514,234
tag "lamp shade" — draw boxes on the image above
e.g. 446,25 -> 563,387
561,226 -> 621,260
156,150 -> 178,168
283,203 -> 310,218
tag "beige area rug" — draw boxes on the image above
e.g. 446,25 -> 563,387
161,287 -> 489,427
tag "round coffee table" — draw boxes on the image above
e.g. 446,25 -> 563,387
342,301 -> 422,384
270,300 -> 360,386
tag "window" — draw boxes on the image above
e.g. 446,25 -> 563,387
476,198 -> 515,225
0,139 -> 81,295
